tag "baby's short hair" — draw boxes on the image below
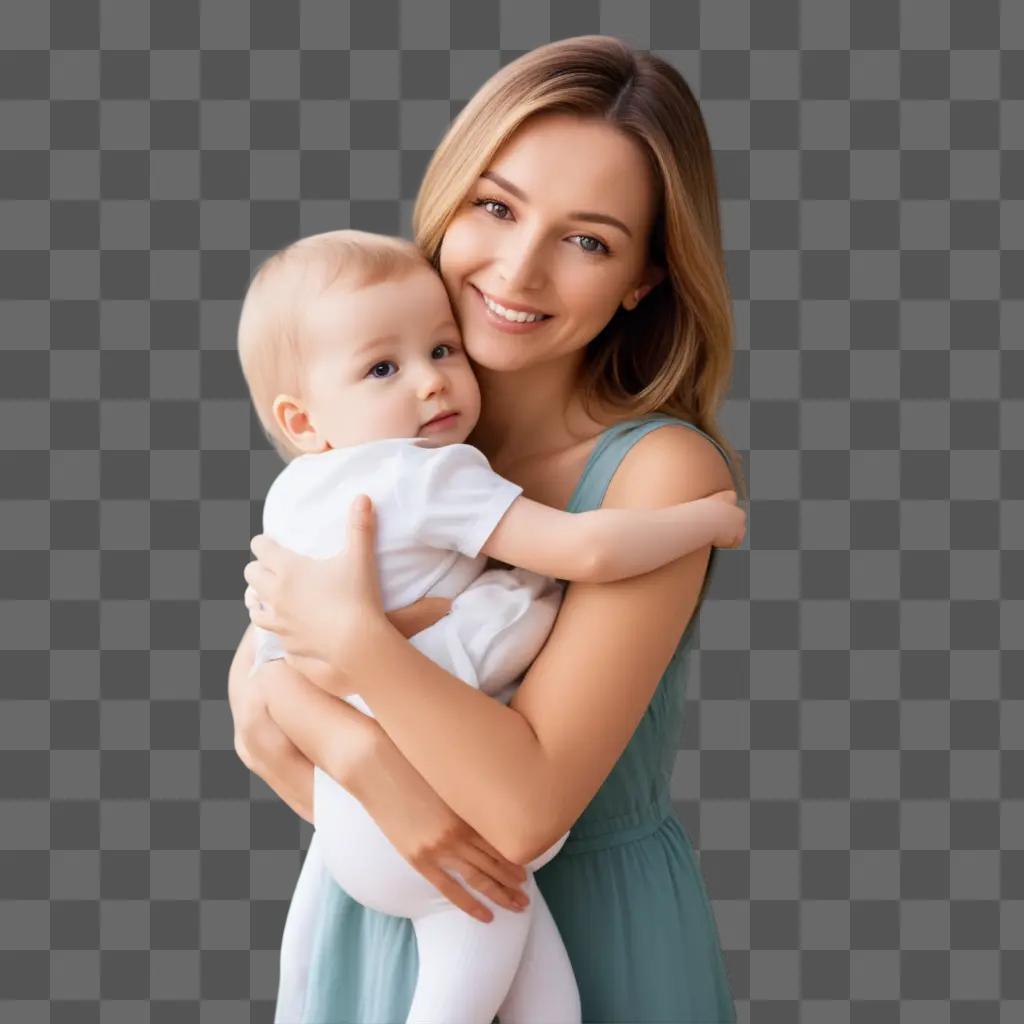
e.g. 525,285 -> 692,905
237,229 -> 431,461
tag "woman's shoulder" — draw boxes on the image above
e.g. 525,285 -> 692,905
599,414 -> 734,508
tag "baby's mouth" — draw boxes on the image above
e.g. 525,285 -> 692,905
421,411 -> 460,430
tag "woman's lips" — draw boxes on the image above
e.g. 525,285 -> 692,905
472,286 -> 552,333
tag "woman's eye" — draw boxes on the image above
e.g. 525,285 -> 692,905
473,198 -> 512,220
569,234 -> 610,256
368,361 -> 397,378
472,196 -> 610,255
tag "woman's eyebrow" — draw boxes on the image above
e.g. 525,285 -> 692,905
479,171 -> 633,238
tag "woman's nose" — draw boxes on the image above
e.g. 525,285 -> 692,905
499,229 -> 547,293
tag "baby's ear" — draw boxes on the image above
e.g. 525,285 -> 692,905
272,394 -> 324,453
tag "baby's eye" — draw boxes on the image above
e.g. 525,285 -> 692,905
368,361 -> 397,379
431,343 -> 456,359
569,234 -> 610,256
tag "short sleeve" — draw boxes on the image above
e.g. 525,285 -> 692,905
395,443 -> 523,558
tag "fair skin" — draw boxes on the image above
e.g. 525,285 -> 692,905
231,596 -> 457,821
232,112 -> 735,918
242,251 -> 741,915
270,267 -> 482,454
249,256 -> 740,759
268,264 -> 741,582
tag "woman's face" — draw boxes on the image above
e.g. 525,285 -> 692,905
438,112 -> 663,376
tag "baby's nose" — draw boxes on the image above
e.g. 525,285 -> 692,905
418,367 -> 447,397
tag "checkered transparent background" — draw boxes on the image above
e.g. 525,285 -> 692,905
1,1 -> 1022,1021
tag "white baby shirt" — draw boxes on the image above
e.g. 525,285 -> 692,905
253,438 -> 524,668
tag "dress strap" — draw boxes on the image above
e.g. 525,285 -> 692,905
565,413 -> 735,613
567,412 -> 735,514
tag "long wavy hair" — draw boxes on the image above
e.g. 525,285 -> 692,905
412,35 -> 745,496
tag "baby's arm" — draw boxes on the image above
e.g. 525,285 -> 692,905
241,660 -> 318,823
479,490 -> 744,583
255,658 -> 379,799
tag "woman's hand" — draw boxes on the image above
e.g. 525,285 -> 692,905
244,588 -> 451,647
243,586 -> 452,698
236,637 -> 525,922
352,728 -> 531,924
242,498 -> 530,919
244,495 -> 395,689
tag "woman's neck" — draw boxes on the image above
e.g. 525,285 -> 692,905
467,353 -> 613,469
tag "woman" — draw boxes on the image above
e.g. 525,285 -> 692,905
232,35 -> 744,1023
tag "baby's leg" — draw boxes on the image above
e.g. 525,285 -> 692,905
410,567 -> 563,698
406,873 -> 537,1024
496,880 -> 581,1024
274,832 -> 328,1024
312,765 -> 442,915
313,766 -> 542,1024
495,833 -> 581,1024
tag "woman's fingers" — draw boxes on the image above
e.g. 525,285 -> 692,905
416,864 -> 494,923
242,559 -> 275,591
457,845 -> 530,913
346,495 -> 385,606
248,605 -> 273,629
245,595 -> 277,631
458,865 -> 522,914
469,834 -> 529,887
249,533 -> 284,566
243,559 -> 280,628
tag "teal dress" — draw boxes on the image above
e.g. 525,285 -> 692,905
299,413 -> 738,1023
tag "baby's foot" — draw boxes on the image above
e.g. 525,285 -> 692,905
703,490 -> 746,548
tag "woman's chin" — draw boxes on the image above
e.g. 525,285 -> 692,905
463,337 -> 548,375
468,354 -> 535,377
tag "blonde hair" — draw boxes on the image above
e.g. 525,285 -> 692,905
237,229 -> 429,461
413,35 -> 745,496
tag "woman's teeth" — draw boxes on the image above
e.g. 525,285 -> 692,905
481,293 -> 549,323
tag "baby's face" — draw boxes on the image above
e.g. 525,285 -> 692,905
294,268 -> 482,450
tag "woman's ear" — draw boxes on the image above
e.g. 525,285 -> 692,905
272,394 -> 329,454
637,264 -> 667,303
622,265 -> 667,311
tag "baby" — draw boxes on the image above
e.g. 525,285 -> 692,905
236,229 -> 745,1024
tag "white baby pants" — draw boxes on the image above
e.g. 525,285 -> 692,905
274,568 -> 581,1024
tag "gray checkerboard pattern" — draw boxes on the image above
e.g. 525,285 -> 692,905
1,0 -> 1020,1021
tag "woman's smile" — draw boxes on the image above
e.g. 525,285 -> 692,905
471,284 -> 554,333
437,112 -> 661,378
240,34 -> 741,1024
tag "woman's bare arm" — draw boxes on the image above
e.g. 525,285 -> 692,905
341,426 -> 735,864
228,621 -> 532,916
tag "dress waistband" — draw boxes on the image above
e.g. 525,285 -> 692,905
559,793 -> 674,856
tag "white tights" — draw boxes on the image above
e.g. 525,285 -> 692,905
275,768 -> 581,1024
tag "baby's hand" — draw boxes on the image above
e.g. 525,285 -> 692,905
702,489 -> 746,549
